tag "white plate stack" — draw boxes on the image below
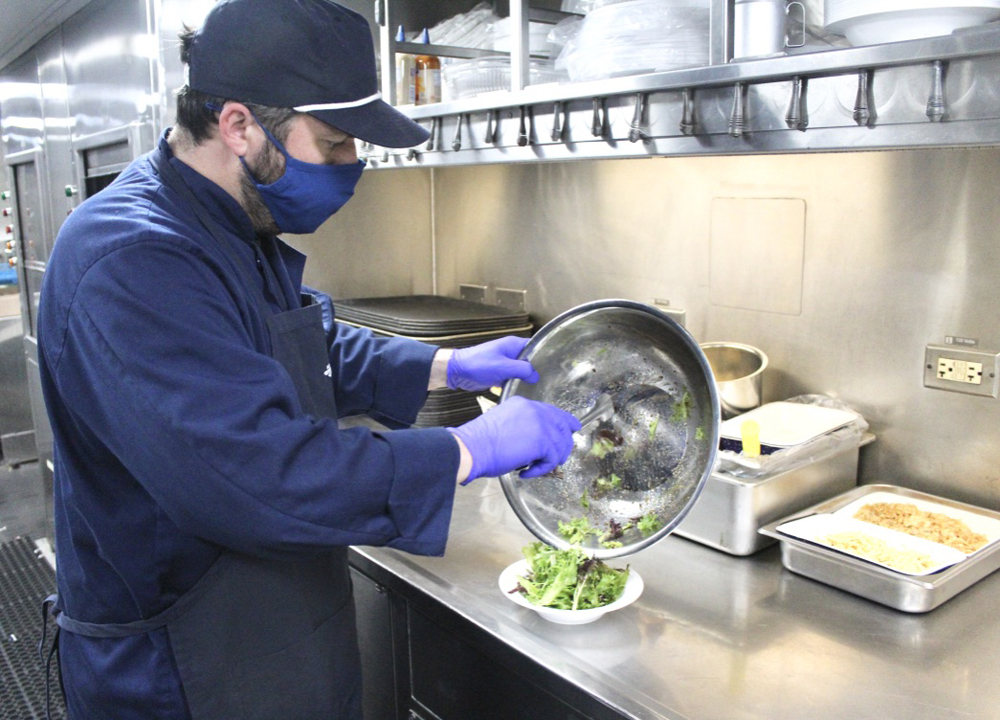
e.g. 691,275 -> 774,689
825,0 -> 1000,46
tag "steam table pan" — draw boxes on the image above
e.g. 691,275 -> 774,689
760,484 -> 1000,612
499,300 -> 720,559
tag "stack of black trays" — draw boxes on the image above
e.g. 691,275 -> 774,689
333,295 -> 532,428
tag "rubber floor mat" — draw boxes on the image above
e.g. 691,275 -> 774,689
0,536 -> 64,720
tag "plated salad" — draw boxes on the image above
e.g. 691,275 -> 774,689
510,542 -> 630,611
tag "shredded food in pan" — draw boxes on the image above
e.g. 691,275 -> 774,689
821,531 -> 936,573
852,502 -> 988,554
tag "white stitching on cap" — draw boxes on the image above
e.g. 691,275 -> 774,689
294,92 -> 382,111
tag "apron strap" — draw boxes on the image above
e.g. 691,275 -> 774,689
39,594 -> 66,720
49,552 -> 233,638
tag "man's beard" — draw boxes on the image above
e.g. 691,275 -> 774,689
239,141 -> 285,237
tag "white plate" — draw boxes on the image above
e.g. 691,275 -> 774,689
720,401 -> 858,448
825,0 -> 1000,25
776,514 -> 967,576
498,559 -> 643,625
826,6 -> 1000,45
833,491 -> 1000,556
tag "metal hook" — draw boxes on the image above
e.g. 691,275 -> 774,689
628,93 -> 649,143
728,83 -> 746,139
785,76 -> 808,131
927,60 -> 947,123
485,109 -> 498,146
591,97 -> 607,138
853,70 -> 875,128
452,114 -> 464,151
680,88 -> 696,136
426,118 -> 438,152
551,101 -> 564,142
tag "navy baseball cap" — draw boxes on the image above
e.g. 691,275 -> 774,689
187,0 -> 429,148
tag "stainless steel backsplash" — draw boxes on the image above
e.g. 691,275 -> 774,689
291,147 -> 1000,509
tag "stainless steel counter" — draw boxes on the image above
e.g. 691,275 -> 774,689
353,478 -> 1000,720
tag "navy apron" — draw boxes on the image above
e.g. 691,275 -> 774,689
41,144 -> 363,720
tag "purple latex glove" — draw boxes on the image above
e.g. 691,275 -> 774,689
450,396 -> 582,483
446,336 -> 539,392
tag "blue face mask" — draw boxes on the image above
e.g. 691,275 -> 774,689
240,116 -> 364,235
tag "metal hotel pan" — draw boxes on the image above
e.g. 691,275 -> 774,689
760,484 -> 1000,612
499,300 -> 720,559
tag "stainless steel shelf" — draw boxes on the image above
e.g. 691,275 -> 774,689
369,6 -> 1000,167
401,25 -> 1000,118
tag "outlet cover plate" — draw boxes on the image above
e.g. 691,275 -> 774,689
496,288 -> 526,313
924,344 -> 1000,398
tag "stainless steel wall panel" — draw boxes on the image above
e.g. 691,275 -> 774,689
157,0 -> 214,128
418,148 -> 1000,509
0,53 -> 44,158
0,310 -> 36,466
37,28 -> 75,245
283,168 -> 436,300
62,0 -> 156,139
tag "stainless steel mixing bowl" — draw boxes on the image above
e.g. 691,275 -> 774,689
499,300 -> 720,558
699,342 -> 768,419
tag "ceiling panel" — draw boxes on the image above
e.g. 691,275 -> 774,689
0,0 -> 93,72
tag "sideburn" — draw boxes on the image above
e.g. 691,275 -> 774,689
239,140 -> 286,237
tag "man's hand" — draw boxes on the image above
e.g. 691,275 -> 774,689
450,396 -> 582,484
446,336 -> 539,392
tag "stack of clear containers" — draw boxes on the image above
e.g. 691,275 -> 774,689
558,0 -> 710,82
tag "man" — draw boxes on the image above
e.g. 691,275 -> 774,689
37,1 -> 580,718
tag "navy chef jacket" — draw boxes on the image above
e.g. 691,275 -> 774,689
37,132 -> 460,718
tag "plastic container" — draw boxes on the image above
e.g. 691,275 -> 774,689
415,28 -> 442,105
491,18 -> 554,57
395,26 -> 416,105
558,0 -> 711,82
442,56 -> 566,99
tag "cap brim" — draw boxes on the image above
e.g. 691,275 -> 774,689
309,99 -> 429,148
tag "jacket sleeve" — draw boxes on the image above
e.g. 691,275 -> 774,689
301,284 -> 438,428
48,240 -> 459,558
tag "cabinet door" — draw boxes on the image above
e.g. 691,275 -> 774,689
351,567 -> 399,720
407,606 -> 592,720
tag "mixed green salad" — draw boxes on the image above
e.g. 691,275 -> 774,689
511,542 -> 630,611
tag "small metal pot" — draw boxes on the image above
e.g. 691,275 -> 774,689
699,342 -> 768,419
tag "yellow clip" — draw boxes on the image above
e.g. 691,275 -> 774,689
741,420 -> 761,458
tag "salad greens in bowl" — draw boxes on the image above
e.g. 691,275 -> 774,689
499,543 -> 643,625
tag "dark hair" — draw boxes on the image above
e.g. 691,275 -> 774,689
175,27 -> 297,144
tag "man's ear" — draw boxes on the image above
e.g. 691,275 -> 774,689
217,102 -> 256,157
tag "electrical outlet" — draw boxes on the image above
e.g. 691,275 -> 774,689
924,344 -> 1000,397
